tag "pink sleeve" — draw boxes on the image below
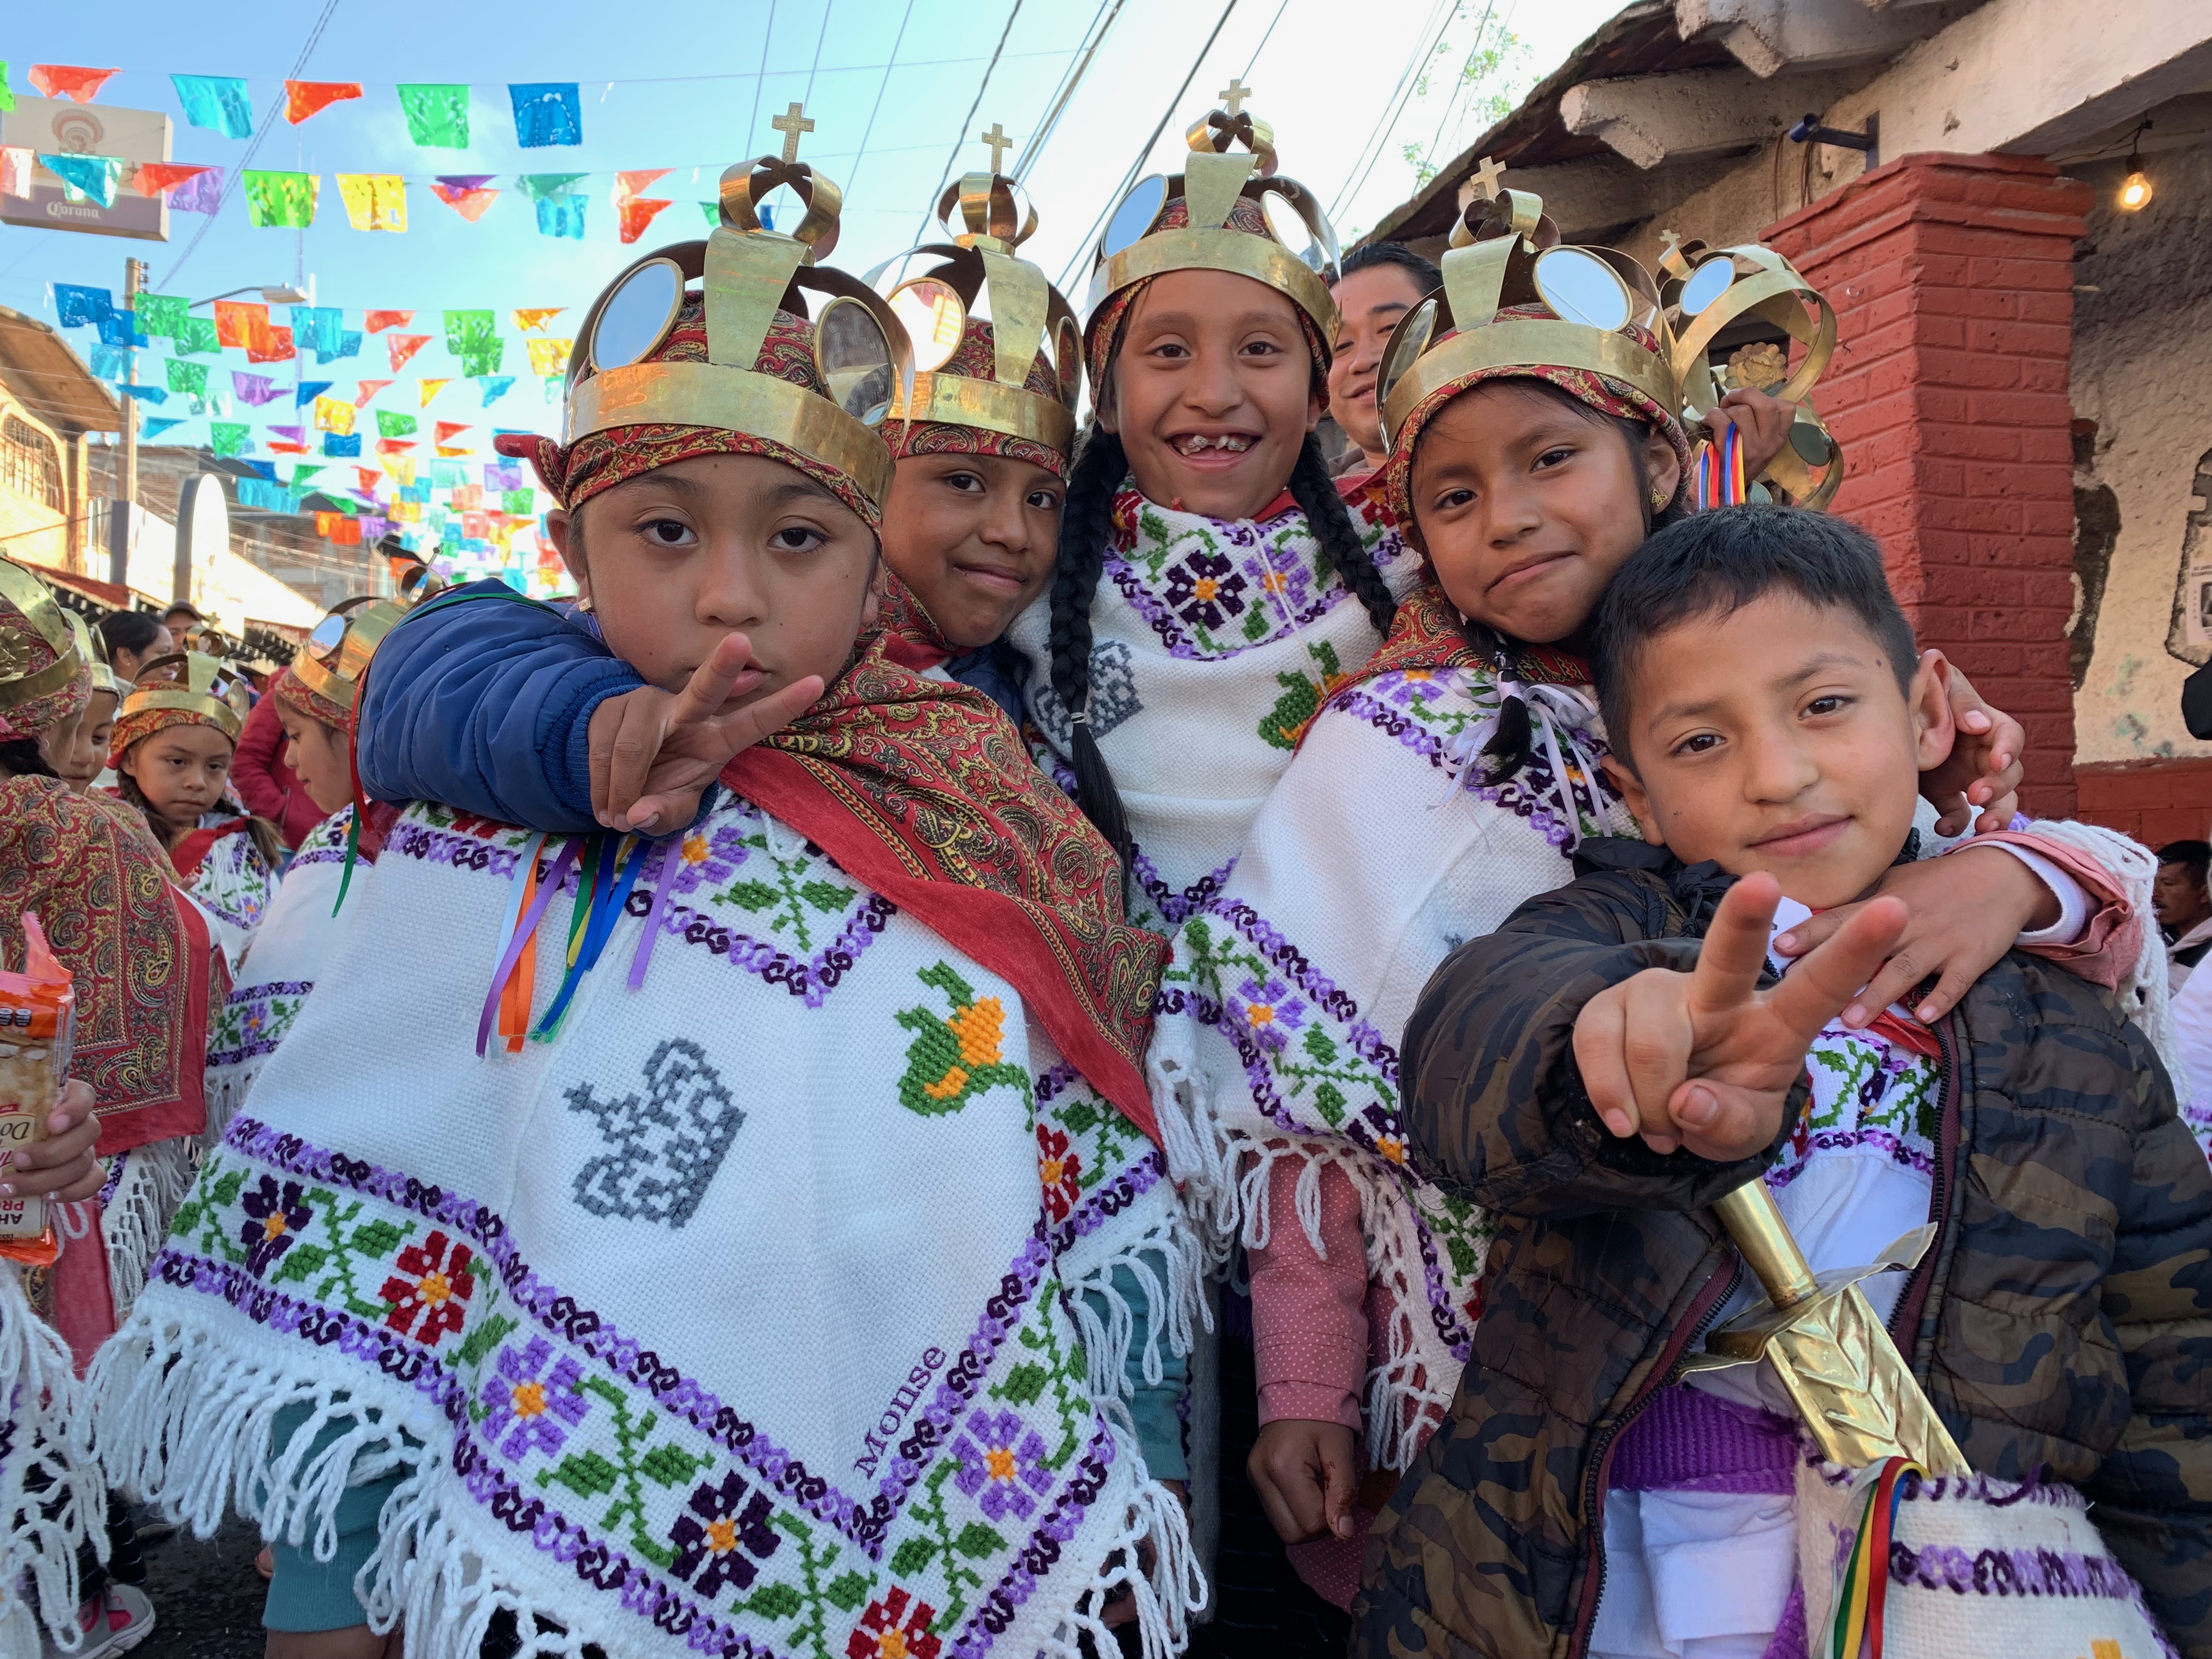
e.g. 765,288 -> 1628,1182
1248,1155 -> 1369,1430
1962,829 -> 2144,991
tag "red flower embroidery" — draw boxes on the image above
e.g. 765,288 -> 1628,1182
1035,1124 -> 1082,1223
379,1229 -> 476,1346
847,1587 -> 940,1659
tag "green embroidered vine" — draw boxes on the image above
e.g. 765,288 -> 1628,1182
709,827 -> 855,952
538,1377 -> 710,1569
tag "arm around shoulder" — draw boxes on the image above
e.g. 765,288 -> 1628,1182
356,582 -> 645,832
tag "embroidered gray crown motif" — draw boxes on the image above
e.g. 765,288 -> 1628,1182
1030,639 -> 1141,748
565,1038 -> 744,1227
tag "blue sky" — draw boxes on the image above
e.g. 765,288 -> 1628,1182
0,0 -> 1617,443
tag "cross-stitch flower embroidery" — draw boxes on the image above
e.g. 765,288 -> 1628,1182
478,1336 -> 590,1459
668,1470 -> 781,1596
239,1176 -> 313,1277
847,1587 -> 941,1659
378,1229 -> 477,1345
1036,1124 -> 1083,1222
669,823 -> 748,897
1228,977 -> 1307,1054
1163,550 -> 1249,630
950,1406 -> 1053,1522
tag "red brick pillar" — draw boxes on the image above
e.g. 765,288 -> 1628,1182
1764,153 -> 2090,819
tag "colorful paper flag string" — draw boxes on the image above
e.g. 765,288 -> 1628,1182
509,83 -> 582,149
133,162 -> 215,199
336,173 -> 407,232
614,166 -> 673,241
53,284 -> 114,326
142,418 -> 183,441
291,306 -> 343,358
0,64 -> 14,116
40,154 -> 125,207
232,371 -> 281,406
325,432 -> 362,457
134,293 -> 188,337
478,376 -> 516,405
247,325 -> 296,365
525,337 -> 572,377
213,300 -> 266,348
242,170 -> 318,228
284,81 -> 363,125
354,379 -> 393,404
313,395 -> 357,436
511,308 -> 562,334
364,310 -> 411,334
377,410 -> 419,439
211,421 -> 249,457
430,174 -> 499,222
295,380 -> 333,408
171,74 -> 253,139
168,166 -> 224,215
518,172 -> 586,239
175,315 -> 219,355
0,148 -> 30,198
30,65 -> 119,104
165,359 -> 207,397
444,309 -> 501,377
435,421 -> 470,445
419,379 -> 450,407
387,333 -> 430,373
397,83 -> 469,149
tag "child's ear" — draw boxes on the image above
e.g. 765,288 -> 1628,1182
1643,426 -> 1681,515
1305,378 -> 1325,434
860,551 -> 883,633
1909,648 -> 1958,771
545,509 -> 586,603
1600,754 -> 1667,847
1093,375 -> 1120,437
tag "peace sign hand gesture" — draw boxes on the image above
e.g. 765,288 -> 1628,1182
1571,873 -> 1909,1161
586,632 -> 824,837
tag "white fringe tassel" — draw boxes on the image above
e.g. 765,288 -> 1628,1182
0,1268 -> 105,1654
97,1138 -> 199,1323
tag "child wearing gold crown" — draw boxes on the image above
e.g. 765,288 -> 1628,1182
106,652 -> 284,971
1141,184 -> 2175,1632
89,144 -> 1202,1659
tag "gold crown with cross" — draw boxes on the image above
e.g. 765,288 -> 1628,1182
561,101 -> 915,510
866,121 -> 1082,454
291,596 -> 405,718
1084,78 -> 1343,348
1376,161 -> 1844,505
120,651 -> 253,742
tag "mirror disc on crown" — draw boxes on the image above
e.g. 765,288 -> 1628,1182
1101,176 -> 1168,259
814,297 -> 896,426
590,258 -> 686,372
889,279 -> 967,373
1532,247 -> 1631,331
1679,256 -> 1735,317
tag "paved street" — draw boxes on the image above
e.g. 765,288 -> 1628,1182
133,1517 -> 266,1659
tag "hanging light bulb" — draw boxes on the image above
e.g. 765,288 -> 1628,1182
2119,155 -> 2154,211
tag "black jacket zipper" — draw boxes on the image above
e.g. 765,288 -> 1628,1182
1566,1248 -> 1743,1659
1888,1013 -> 1964,1360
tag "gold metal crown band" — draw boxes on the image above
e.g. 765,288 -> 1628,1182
292,599 -> 403,716
122,686 -> 245,742
1096,227 -> 1338,349
0,558 -> 82,713
1380,318 -> 1681,451
119,651 -> 250,742
575,361 -> 896,509
900,371 -> 1077,454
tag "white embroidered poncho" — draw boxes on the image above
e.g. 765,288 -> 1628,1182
1006,485 -> 1418,936
91,796 -> 1199,1659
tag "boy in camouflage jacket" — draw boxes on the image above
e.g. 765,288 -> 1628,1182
1358,509 -> 2212,1659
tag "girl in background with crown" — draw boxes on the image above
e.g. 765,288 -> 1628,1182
89,142 -> 1203,1659
107,653 -> 284,972
1137,182 -> 2170,1654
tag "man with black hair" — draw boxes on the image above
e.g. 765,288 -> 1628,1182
2157,837 -> 2212,989
1327,242 -> 1443,478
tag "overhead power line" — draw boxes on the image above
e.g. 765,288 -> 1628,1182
849,0 -> 919,189
1056,0 -> 1243,292
1015,0 -> 1124,184
1328,0 -> 1458,225
912,0 -> 1025,245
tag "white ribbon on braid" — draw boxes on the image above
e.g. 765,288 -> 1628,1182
1472,673 -> 1637,847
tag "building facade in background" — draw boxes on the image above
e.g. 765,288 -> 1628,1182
1364,0 -> 2212,838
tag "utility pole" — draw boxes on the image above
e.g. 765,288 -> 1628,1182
108,256 -> 147,591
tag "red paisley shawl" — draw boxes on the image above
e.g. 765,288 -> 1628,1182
1,775 -> 212,1154
722,636 -> 1167,1139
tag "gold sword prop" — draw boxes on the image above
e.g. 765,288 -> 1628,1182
1684,1179 -> 1969,1475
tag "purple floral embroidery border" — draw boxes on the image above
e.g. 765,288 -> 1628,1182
209,980 -> 314,1069
1767,1126 -> 1938,1189
949,1431 -> 1117,1659
212,1114 -> 1054,1554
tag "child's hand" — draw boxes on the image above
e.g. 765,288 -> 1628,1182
586,634 -> 823,836
1772,847 -> 2055,1026
1916,654 -> 2024,836
4,1080 -> 105,1204
1249,1418 -> 1358,1544
1708,387 -> 1798,479
1572,873 -> 1908,1160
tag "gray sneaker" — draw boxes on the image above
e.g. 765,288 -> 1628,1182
38,1584 -> 156,1659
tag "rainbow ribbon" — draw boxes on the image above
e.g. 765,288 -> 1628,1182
1830,1457 -> 1923,1659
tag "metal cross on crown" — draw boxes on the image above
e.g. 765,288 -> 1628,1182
1218,77 -> 1251,115
979,122 -> 1013,174
772,101 -> 814,164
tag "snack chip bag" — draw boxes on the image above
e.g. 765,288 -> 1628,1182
0,915 -> 74,1261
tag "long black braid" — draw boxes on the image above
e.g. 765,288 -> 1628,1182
1048,424 -> 1135,868
1286,433 -> 1397,634
1463,400 -> 1688,785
